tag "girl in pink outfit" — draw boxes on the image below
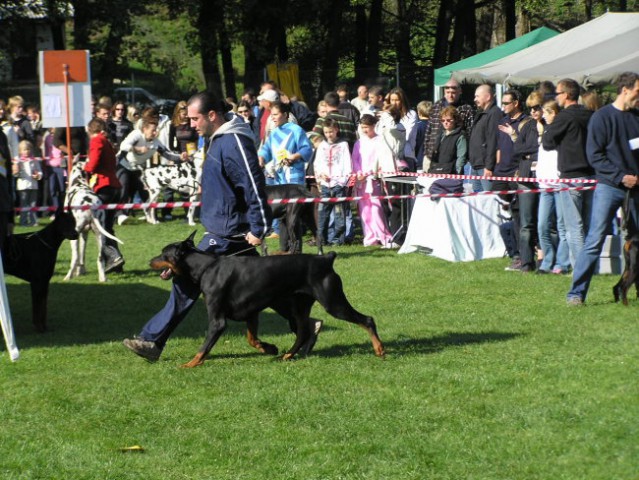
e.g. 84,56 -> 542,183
352,114 -> 393,247
43,128 -> 66,210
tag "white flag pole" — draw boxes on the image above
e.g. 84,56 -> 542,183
0,252 -> 19,362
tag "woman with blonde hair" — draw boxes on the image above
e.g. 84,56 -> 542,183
536,99 -> 570,274
168,101 -> 198,155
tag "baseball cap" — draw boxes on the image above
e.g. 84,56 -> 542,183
257,90 -> 279,103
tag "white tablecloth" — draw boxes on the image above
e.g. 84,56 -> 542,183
398,195 -> 506,262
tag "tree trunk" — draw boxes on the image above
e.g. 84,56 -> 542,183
318,0 -> 346,96
366,0 -> 383,81
71,0 -> 91,50
198,0 -> 223,98
584,0 -> 593,20
353,4 -> 368,84
476,8 -> 493,55
503,0 -> 516,40
450,0 -> 476,62
433,0 -> 453,68
267,23 -> 289,63
96,19 -> 129,92
394,0 -> 418,98
215,1 -> 236,100
241,0 -> 264,92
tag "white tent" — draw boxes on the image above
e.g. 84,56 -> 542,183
452,12 -> 639,86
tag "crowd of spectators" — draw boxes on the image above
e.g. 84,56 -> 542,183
1,72 -> 638,304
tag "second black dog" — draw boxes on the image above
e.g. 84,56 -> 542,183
613,233 -> 639,305
3,207 -> 78,331
266,184 -> 323,254
149,231 -> 384,367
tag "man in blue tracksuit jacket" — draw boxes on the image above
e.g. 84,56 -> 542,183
123,92 -> 272,361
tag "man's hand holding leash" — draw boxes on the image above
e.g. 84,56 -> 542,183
246,232 -> 262,246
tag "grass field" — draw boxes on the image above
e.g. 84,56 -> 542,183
1,216 -> 638,479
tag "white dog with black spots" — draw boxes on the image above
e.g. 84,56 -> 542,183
64,161 -> 124,282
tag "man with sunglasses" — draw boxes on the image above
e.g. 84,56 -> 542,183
542,78 -> 594,267
495,90 -> 531,271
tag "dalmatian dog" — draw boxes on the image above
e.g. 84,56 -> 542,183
64,161 -> 124,283
141,161 -> 200,226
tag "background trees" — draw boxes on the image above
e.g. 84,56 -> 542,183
1,0 -> 634,105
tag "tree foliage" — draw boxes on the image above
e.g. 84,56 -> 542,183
8,0 -> 633,103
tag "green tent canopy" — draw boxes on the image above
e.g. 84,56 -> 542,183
434,27 -> 559,90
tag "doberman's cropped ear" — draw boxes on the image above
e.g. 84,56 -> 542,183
185,230 -> 197,245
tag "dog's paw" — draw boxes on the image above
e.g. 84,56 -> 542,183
180,353 -> 206,368
258,342 -> 279,355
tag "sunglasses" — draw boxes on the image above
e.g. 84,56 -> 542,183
237,109 -> 249,113
501,101 -> 513,106
530,105 -> 543,112
556,91 -> 566,96
441,118 -> 455,123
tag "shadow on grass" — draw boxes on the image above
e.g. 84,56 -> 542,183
313,331 -> 524,358
4,280 -> 519,360
3,282 -> 326,350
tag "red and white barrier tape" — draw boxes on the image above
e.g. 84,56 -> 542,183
16,156 -> 597,186
14,185 -> 596,213
306,170 -> 598,184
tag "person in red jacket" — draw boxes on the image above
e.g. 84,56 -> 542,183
85,117 -> 124,272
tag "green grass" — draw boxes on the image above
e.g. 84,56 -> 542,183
1,215 -> 638,479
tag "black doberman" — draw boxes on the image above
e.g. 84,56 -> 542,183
265,184 -> 323,255
613,232 -> 639,305
149,232 -> 384,367
3,207 -> 78,331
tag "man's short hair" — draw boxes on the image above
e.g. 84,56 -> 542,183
616,72 -> 639,94
557,79 -> 580,101
188,92 -> 230,115
368,85 -> 384,98
323,91 -> 341,108
503,89 -> 523,108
